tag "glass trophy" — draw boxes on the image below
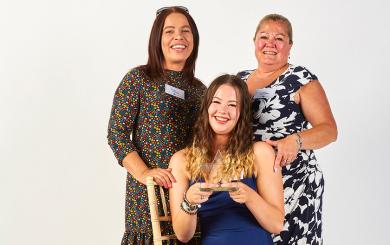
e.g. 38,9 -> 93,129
198,150 -> 238,192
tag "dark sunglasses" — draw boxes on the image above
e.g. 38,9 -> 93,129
156,6 -> 189,16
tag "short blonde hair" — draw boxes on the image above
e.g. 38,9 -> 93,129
254,13 -> 293,44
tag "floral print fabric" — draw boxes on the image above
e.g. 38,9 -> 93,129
238,64 -> 324,245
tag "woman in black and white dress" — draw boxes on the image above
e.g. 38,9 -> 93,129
238,14 -> 337,244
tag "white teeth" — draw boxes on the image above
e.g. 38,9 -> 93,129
215,116 -> 228,122
263,51 -> 277,55
171,45 -> 186,49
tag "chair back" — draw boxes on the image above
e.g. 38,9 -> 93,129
146,176 -> 176,245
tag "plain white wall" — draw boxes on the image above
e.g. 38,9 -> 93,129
1,0 -> 389,244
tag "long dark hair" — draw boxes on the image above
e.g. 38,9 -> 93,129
142,6 -> 200,84
186,75 -> 254,181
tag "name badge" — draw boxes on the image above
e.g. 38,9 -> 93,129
165,84 -> 185,100
253,88 -> 275,99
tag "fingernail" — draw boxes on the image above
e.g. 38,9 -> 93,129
274,167 -> 278,172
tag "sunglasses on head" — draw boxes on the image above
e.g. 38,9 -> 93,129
156,6 -> 189,16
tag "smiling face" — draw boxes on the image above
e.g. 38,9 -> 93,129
161,13 -> 194,71
254,20 -> 292,68
208,84 -> 240,137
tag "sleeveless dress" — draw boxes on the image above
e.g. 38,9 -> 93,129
197,177 -> 273,245
238,64 -> 324,245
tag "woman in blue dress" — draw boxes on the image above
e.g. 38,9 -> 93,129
169,74 -> 284,245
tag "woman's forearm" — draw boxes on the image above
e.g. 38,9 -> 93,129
245,191 -> 284,234
298,80 -> 337,150
298,122 -> 337,150
172,210 -> 197,242
169,151 -> 198,242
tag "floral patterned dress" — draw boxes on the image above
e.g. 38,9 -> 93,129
238,64 -> 324,245
108,67 -> 206,245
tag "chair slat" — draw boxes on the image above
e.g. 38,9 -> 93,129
159,186 -> 169,217
146,176 -> 179,245
146,177 -> 163,245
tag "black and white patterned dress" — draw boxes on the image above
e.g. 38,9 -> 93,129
238,64 -> 324,245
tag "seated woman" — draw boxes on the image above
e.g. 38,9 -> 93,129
169,74 -> 284,245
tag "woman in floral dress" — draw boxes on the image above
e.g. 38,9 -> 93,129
238,14 -> 337,244
107,6 -> 205,245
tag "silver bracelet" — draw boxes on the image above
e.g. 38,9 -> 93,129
295,132 -> 303,151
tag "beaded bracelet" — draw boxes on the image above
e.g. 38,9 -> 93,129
180,191 -> 200,215
180,201 -> 198,215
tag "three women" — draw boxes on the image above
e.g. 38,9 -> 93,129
108,7 -> 337,245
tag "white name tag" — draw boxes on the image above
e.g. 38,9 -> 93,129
165,84 -> 185,100
253,88 -> 276,99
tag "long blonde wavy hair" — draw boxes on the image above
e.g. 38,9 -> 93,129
185,74 -> 255,182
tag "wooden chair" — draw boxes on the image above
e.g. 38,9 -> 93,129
146,176 -> 177,245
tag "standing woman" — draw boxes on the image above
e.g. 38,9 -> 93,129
238,14 -> 337,244
107,6 -> 205,244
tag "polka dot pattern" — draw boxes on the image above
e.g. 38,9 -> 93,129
108,67 -> 205,244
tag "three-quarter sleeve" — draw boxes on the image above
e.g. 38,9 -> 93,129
107,69 -> 141,166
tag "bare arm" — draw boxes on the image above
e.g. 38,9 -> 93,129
266,80 -> 338,168
248,142 -> 284,233
169,150 -> 197,242
297,80 -> 338,149
169,150 -> 214,242
225,142 -> 284,234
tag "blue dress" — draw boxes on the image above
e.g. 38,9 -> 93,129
197,177 -> 273,245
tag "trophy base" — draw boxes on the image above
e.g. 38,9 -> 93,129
199,186 -> 238,192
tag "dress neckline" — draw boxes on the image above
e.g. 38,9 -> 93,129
252,63 -> 292,89
164,69 -> 184,78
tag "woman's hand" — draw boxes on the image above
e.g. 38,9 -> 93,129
185,182 -> 217,205
265,134 -> 299,171
141,168 -> 176,188
222,182 -> 255,204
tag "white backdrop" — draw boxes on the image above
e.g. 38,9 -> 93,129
1,0 -> 389,244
